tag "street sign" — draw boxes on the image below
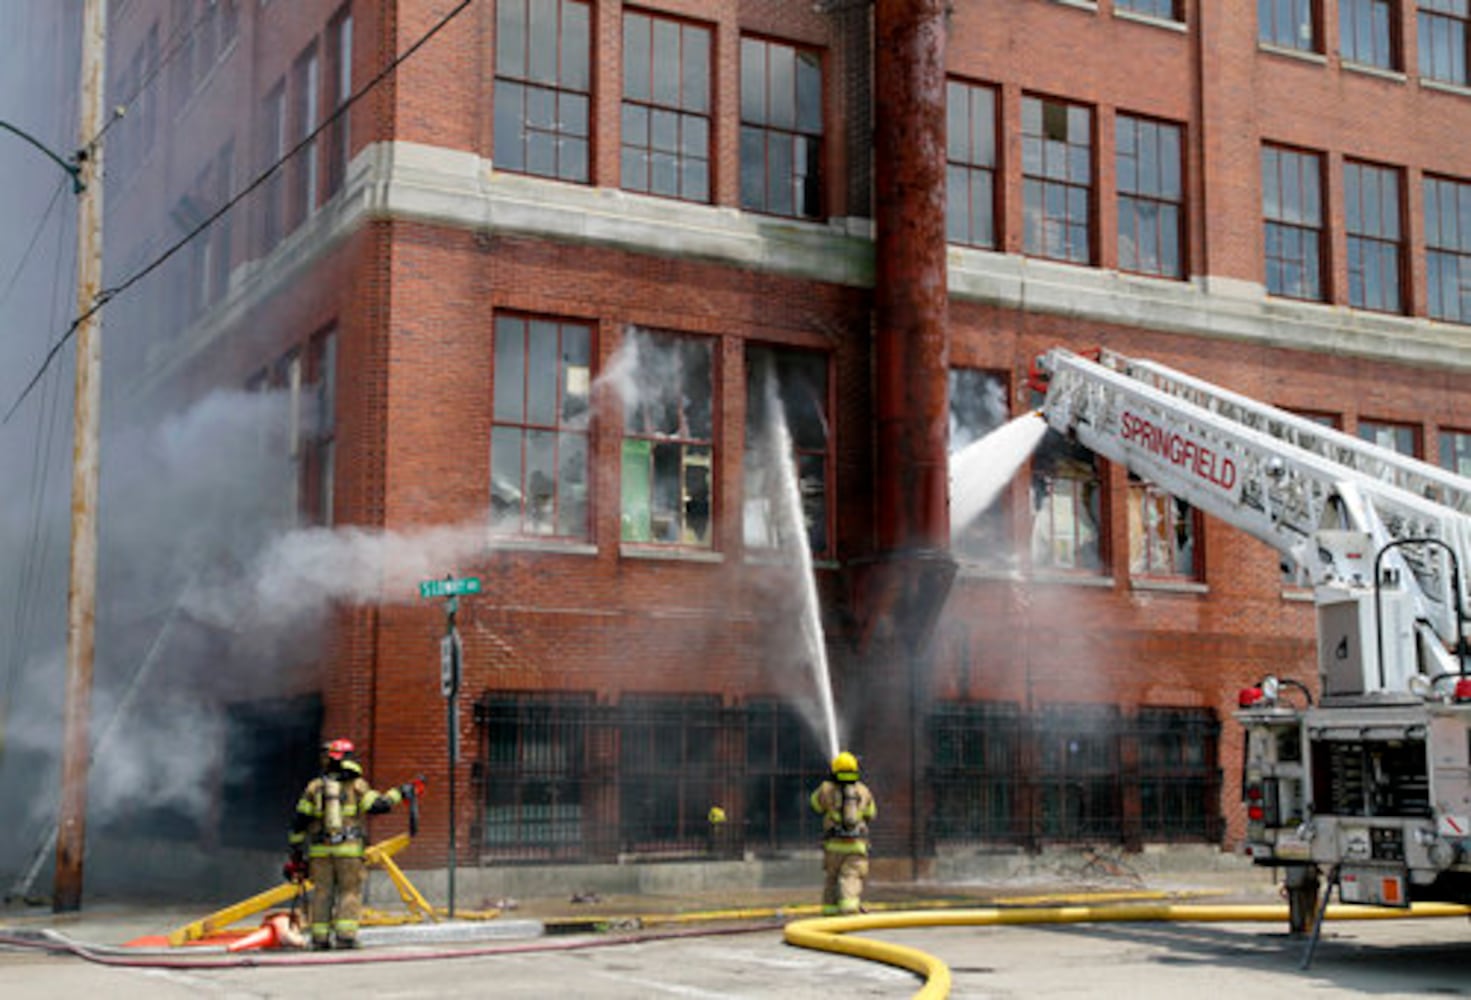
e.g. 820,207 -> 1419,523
440,630 -> 462,698
419,577 -> 482,599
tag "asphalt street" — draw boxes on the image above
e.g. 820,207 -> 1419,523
3,908 -> 1469,998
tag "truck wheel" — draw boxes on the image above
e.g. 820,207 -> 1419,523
1285,866 -> 1320,936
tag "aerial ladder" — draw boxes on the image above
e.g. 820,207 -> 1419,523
1030,347 -> 1471,937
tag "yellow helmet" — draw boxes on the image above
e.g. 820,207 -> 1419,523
831,751 -> 859,781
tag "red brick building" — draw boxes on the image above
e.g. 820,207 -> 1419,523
93,0 -> 1471,881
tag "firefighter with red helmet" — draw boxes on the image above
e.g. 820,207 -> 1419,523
287,738 -> 413,950
809,750 -> 877,915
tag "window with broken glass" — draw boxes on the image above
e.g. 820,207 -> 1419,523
1022,95 -> 1093,264
743,345 -> 830,557
494,0 -> 591,182
621,10 -> 712,202
492,314 -> 592,538
620,330 -> 715,546
1030,431 -> 1106,574
1126,473 -> 1199,581
948,368 -> 1014,569
739,36 -> 824,218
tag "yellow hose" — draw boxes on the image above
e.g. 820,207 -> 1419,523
783,901 -> 1471,1000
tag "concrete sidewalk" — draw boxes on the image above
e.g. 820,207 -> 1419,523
0,847 -> 1286,953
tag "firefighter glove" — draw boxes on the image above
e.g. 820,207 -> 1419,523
283,854 -> 308,884
402,777 -> 426,799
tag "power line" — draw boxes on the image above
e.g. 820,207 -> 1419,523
3,0 -> 477,425
0,176 -> 68,312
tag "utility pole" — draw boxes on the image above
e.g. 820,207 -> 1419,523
53,0 -> 108,914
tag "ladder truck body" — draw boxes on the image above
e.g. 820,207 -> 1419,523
1031,347 -> 1471,929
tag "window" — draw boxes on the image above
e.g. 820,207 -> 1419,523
260,79 -> 286,251
1030,431 -> 1105,573
1134,708 -> 1221,841
1116,0 -> 1183,19
277,347 -> 304,526
1037,704 -> 1121,839
1439,428 -> 1471,474
946,79 -> 997,248
476,693 -> 593,860
1357,418 -> 1420,456
291,44 -> 320,226
745,702 -> 825,851
1341,0 -> 1398,68
494,0 -> 591,182
1116,114 -> 1184,278
1259,0 -> 1319,51
492,314 -> 593,538
949,368 -> 1014,569
170,0 -> 196,110
1424,174 -> 1471,323
622,11 -> 711,202
740,37 -> 824,219
620,330 -> 714,546
325,8 -> 352,198
927,700 -> 1025,843
744,345 -> 831,556
307,329 -> 336,526
1419,0 -> 1470,85
1127,474 -> 1200,580
1344,161 -> 1403,313
1022,95 -> 1093,264
618,696 -> 722,852
1261,145 -> 1324,301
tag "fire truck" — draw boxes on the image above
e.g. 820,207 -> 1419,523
1031,347 -> 1471,935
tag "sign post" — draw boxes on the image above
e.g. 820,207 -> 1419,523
420,574 -> 479,917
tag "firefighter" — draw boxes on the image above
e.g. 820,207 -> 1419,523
288,738 -> 413,950
809,750 -> 876,915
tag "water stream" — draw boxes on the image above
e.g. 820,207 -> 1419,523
949,411 -> 1050,541
764,373 -> 841,762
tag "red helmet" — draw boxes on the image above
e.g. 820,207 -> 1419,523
322,738 -> 355,762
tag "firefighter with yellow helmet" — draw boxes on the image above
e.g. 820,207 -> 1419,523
287,738 -> 413,950
809,750 -> 877,915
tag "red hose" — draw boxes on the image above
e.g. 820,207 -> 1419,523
0,919 -> 780,970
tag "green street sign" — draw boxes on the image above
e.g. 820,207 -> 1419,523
419,577 -> 482,599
